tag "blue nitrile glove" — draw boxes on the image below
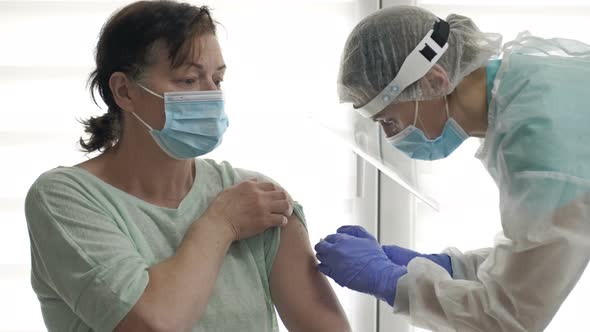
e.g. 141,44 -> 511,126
381,245 -> 453,276
314,225 -> 407,306
337,225 -> 453,276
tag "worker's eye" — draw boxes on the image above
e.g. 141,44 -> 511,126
391,120 -> 405,135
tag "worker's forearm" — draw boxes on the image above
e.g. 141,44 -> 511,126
142,216 -> 234,331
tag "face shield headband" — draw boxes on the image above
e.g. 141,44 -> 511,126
355,18 -> 450,118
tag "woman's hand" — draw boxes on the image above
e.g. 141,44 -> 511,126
203,179 -> 294,241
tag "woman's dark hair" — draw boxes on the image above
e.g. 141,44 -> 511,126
80,0 -> 217,152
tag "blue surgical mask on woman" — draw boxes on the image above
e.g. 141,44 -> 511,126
386,96 -> 468,160
133,83 -> 229,160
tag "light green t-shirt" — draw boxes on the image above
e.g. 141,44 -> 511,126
24,158 -> 306,332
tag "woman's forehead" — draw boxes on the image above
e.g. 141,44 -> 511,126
149,34 -> 224,71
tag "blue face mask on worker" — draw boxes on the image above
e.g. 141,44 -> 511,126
386,97 -> 468,160
133,83 -> 229,160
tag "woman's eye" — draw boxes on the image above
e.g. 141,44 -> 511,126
215,80 -> 223,88
176,77 -> 198,86
181,78 -> 197,85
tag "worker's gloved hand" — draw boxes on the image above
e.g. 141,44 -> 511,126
337,225 -> 453,276
382,245 -> 453,276
314,226 -> 407,306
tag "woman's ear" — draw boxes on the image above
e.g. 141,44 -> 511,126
109,72 -> 135,113
419,64 -> 450,95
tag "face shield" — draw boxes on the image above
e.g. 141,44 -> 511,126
314,103 -> 439,210
314,18 -> 452,210
316,6 -> 501,208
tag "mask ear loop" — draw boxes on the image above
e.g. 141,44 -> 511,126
131,112 -> 154,131
413,101 -> 419,126
137,82 -> 164,99
444,95 -> 450,119
132,82 -> 163,131
415,100 -> 434,139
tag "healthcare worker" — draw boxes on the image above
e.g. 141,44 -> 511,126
315,5 -> 590,332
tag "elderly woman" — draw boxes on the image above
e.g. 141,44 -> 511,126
24,1 -> 350,331
316,4 -> 590,332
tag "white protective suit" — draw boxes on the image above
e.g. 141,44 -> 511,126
393,33 -> 590,332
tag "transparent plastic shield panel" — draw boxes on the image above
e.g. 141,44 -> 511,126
312,104 -> 439,210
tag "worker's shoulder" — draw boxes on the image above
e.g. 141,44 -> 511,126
496,115 -> 590,179
493,55 -> 590,176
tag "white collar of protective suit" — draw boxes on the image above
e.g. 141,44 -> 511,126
356,26 -> 450,118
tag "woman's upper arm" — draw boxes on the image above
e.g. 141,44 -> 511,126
269,214 -> 351,332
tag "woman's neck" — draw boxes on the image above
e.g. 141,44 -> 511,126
94,139 -> 196,208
